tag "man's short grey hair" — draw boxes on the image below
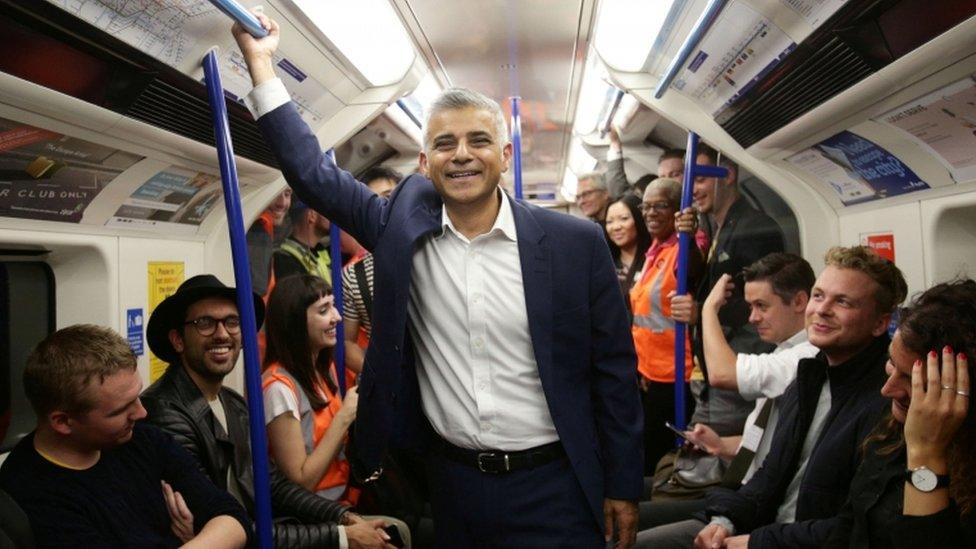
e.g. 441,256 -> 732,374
423,87 -> 510,150
644,177 -> 682,209
577,172 -> 607,191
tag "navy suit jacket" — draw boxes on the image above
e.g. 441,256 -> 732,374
257,102 -> 643,525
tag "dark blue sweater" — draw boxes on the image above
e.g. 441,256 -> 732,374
0,422 -> 250,548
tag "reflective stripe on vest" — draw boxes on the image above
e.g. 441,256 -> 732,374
279,239 -> 332,285
262,363 -> 348,499
629,242 -> 693,383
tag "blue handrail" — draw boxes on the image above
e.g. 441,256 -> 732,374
326,150 -> 347,397
510,97 -> 524,200
202,50 -> 273,549
673,132 -> 726,432
654,0 -> 728,99
207,0 -> 268,38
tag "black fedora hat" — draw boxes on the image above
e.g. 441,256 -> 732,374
146,274 -> 265,364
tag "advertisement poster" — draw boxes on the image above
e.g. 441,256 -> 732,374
148,261 -> 184,382
672,2 -> 796,116
108,168 -> 222,233
876,75 -> 976,183
787,131 -> 928,205
126,308 -> 144,357
0,119 -> 143,222
779,0 -> 849,28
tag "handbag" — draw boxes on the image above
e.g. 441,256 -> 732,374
650,446 -> 727,501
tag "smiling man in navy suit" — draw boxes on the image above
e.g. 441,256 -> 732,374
233,13 -> 642,548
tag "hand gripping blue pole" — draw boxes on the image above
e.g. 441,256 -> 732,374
207,0 -> 269,38
510,97 -> 524,200
673,132 -> 727,433
202,50 -> 273,549
325,150 -> 347,397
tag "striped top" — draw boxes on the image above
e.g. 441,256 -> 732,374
340,253 -> 374,337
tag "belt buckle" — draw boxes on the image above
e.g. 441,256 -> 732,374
477,452 -> 510,473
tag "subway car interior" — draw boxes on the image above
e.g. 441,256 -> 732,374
1,0 -> 976,547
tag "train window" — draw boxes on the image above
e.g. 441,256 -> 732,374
0,262 -> 55,452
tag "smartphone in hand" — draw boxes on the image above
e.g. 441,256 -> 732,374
664,421 -> 689,441
383,524 -> 405,548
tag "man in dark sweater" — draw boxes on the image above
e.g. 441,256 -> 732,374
692,246 -> 908,548
0,324 -> 249,548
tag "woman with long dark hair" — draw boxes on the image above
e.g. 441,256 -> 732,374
262,274 -> 358,502
825,279 -> 975,547
606,193 -> 652,303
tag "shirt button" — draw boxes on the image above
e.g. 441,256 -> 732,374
472,294 -> 482,304
478,381 -> 488,391
473,337 -> 484,349
482,423 -> 492,431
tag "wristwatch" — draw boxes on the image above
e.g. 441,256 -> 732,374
904,466 -> 950,492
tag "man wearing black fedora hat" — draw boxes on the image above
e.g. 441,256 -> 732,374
141,274 -> 396,549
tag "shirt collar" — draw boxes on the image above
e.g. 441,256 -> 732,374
776,328 -> 809,352
439,187 -> 517,243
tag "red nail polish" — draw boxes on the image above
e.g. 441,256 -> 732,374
945,345 -> 953,355
930,350 -> 938,359
914,359 -> 922,367
959,352 -> 968,361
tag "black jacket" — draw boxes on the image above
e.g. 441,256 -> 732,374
142,364 -> 348,549
702,336 -> 890,548
823,432 -> 976,548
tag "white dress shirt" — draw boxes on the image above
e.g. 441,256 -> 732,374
246,81 -> 557,451
736,329 -> 819,484
408,193 -> 558,451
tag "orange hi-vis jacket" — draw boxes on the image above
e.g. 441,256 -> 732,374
262,363 -> 357,504
629,237 -> 694,384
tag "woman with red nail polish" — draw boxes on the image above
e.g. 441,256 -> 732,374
825,280 -> 976,548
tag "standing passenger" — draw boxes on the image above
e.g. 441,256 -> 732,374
672,145 -> 785,437
233,13 -> 643,548
606,194 -> 652,305
630,178 -> 702,471
577,171 -> 612,224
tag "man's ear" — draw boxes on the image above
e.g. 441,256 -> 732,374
418,151 -> 429,176
168,328 -> 185,354
48,410 -> 73,436
872,312 -> 892,337
793,291 -> 809,313
501,142 -> 513,173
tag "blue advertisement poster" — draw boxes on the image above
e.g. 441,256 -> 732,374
812,131 -> 929,205
126,308 -> 144,357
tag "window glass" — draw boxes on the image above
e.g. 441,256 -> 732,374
1,262 -> 54,451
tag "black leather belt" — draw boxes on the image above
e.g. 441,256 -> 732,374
436,437 -> 565,474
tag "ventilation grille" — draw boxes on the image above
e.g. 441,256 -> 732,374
718,37 -> 876,148
126,79 -> 279,169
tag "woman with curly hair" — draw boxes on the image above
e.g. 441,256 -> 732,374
825,279 -> 976,547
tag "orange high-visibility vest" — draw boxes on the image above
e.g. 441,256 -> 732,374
629,240 -> 693,383
262,363 -> 355,503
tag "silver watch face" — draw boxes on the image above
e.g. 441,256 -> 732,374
911,468 -> 938,492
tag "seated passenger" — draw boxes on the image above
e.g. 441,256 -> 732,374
0,324 -> 248,548
631,178 -> 701,471
825,279 -> 976,548
140,275 -> 397,549
261,274 -> 357,501
693,246 -> 907,548
636,253 -> 818,544
607,194 -> 651,304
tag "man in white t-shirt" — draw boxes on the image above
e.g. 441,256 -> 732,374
637,253 -> 818,547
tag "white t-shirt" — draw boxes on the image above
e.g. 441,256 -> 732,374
736,330 -> 819,401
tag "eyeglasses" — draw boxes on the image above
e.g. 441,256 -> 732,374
639,201 -> 673,213
183,315 -> 242,336
576,189 -> 604,202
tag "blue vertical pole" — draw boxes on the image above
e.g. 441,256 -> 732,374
674,133 -> 726,432
510,97 -> 524,200
326,150 -> 347,397
202,50 -> 273,549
